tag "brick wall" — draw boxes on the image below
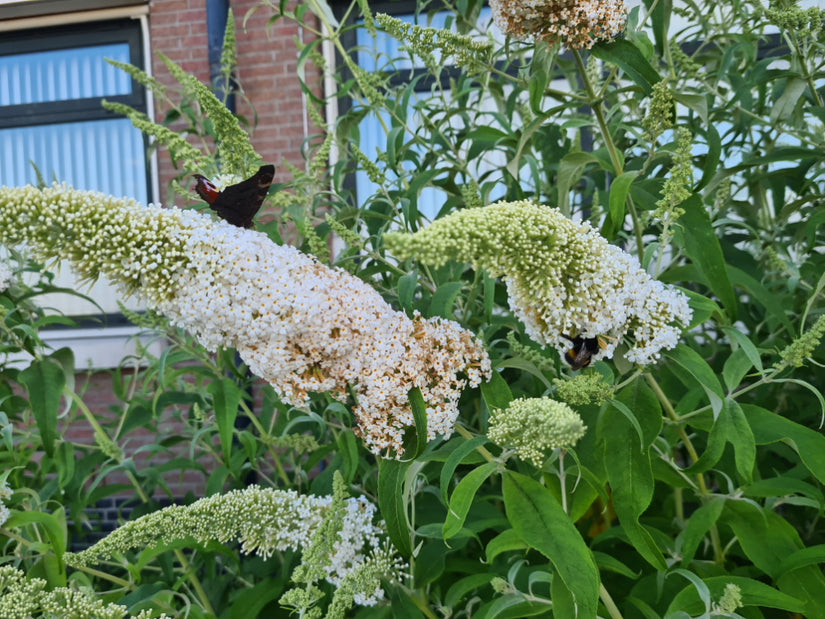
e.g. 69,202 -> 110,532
148,0 -> 321,198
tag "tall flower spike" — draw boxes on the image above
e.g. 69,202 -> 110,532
385,200 -> 692,366
0,184 -> 491,457
489,0 -> 627,50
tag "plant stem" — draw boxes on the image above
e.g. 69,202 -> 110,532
572,49 -> 645,257
600,583 -> 625,619
644,373 -> 724,565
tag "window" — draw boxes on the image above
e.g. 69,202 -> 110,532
0,13 -> 161,368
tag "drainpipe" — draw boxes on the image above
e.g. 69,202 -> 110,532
206,0 -> 235,113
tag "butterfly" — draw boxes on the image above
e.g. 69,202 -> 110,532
561,333 -> 604,370
193,164 -> 275,229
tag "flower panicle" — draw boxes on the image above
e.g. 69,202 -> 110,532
0,184 -> 490,457
489,0 -> 627,50
385,200 -> 692,366
376,13 -> 493,71
488,397 -> 587,467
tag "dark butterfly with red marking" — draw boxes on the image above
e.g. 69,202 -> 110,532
193,164 -> 275,229
561,333 -> 604,370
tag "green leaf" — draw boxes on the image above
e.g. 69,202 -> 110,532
4,510 -> 66,579
679,194 -> 737,320
430,281 -> 465,319
590,38 -> 661,94
378,458 -> 413,557
207,378 -> 242,464
667,575 -> 805,615
778,545 -> 825,574
604,171 -> 638,239
721,325 -> 764,372
722,347 -> 752,391
601,385 -> 667,570
445,573 -> 497,609
397,269 -> 418,312
723,501 -> 825,616
742,404 -> 825,485
502,471 -> 600,618
696,123 -> 721,191
401,387 -> 428,460
528,44 -> 552,114
18,358 -> 65,457
440,435 -> 490,505
480,370 -> 513,414
770,76 -> 807,123
665,344 -> 724,414
484,529 -> 527,563
443,461 -> 498,541
679,495 -> 725,565
556,152 -> 600,216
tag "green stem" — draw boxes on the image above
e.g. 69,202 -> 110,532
572,49 -> 645,257
600,584 -> 625,619
454,423 -> 496,462
644,374 -> 724,565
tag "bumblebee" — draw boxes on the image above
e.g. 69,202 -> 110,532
561,334 -> 604,370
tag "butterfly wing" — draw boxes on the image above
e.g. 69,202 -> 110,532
193,175 -> 221,204
208,164 -> 275,228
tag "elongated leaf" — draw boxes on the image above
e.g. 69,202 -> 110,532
778,544 -> 825,574
440,435 -> 490,504
604,171 -> 638,239
590,38 -> 661,94
480,370 -> 513,414
667,575 -> 805,615
208,378 -> 242,464
679,194 -> 737,320
19,358 -> 65,457
679,495 -> 725,565
443,461 -> 498,540
724,500 -> 825,616
502,471 -> 600,618
484,529 -> 527,563
378,458 -> 413,557
742,404 -> 825,485
402,387 -> 428,460
665,344 -> 724,414
4,510 -> 66,578
601,387 -> 667,570
445,573 -> 497,609
430,281 -> 465,319
556,152 -> 599,216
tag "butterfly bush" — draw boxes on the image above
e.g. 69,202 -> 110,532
489,0 -> 627,49
385,200 -> 692,365
65,485 -> 399,606
0,184 -> 491,456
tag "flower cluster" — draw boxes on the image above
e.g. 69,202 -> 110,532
489,0 -> 627,49
488,397 -> 587,466
0,565 -> 166,619
385,200 -> 692,365
0,184 -> 490,456
65,485 -> 401,606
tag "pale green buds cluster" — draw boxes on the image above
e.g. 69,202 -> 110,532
488,397 -> 587,466
376,13 -> 492,70
713,583 -> 743,614
0,566 -> 167,619
554,372 -> 613,406
643,80 -> 675,144
385,200 -> 692,365
775,314 -> 825,369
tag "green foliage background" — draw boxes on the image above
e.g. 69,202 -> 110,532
2,0 -> 825,617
